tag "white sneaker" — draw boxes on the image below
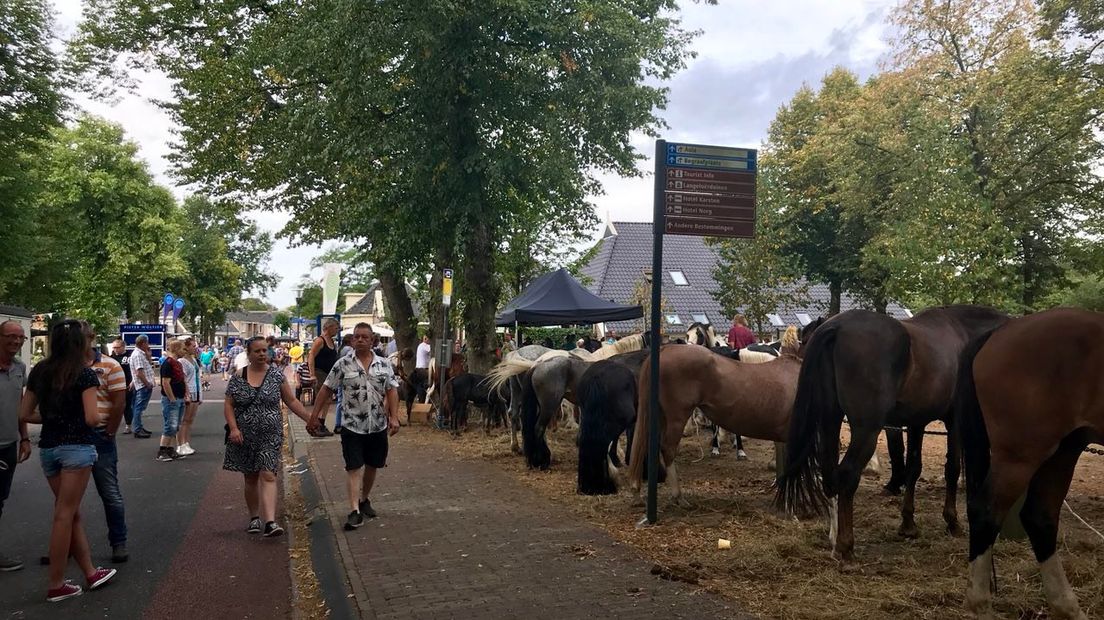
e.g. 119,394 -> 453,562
178,444 -> 195,456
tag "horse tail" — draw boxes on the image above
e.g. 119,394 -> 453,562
485,358 -> 537,393
774,322 -> 839,517
519,368 -> 548,469
955,328 -> 997,529
443,377 -> 455,418
577,366 -> 616,495
627,355 -> 649,489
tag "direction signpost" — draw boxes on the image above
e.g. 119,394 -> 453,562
645,139 -> 758,525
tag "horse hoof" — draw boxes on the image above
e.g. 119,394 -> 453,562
710,448 -> 720,457
882,484 -> 902,497
736,450 -> 748,461
898,523 -> 920,539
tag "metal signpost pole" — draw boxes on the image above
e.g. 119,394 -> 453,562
646,140 -> 667,525
440,269 -> 454,430
646,139 -> 758,525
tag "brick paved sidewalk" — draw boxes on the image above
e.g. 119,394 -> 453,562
289,416 -> 748,620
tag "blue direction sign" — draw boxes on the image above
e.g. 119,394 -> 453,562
665,142 -> 757,172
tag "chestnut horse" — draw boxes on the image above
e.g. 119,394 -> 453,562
956,308 -> 1103,620
775,305 -> 1008,561
627,343 -> 802,503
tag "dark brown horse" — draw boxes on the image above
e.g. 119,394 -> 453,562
956,309 -> 1103,619
775,305 -> 1008,561
628,343 -> 803,503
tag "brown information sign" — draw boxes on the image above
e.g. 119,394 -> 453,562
664,217 -> 756,238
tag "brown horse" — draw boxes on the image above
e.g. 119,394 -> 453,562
627,343 -> 802,503
956,309 -> 1103,620
774,305 -> 1009,561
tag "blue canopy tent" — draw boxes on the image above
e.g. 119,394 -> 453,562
495,268 -> 643,326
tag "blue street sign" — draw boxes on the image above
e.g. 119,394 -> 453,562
665,142 -> 757,172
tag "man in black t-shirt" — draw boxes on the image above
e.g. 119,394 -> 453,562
109,339 -> 134,434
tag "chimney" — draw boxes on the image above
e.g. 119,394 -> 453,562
344,291 -> 366,312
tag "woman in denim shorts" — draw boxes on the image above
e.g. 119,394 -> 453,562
19,319 -> 117,602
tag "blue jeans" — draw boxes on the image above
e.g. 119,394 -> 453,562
161,397 -> 184,437
91,432 -> 127,546
132,386 -> 153,432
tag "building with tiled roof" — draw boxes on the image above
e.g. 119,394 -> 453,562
578,221 -> 910,337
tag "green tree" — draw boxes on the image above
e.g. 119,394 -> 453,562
766,69 -> 866,314
241,298 -> 276,312
272,311 -> 291,333
11,117 -> 187,331
172,196 -> 244,341
0,0 -> 66,300
883,0 -> 1104,312
74,0 -> 700,372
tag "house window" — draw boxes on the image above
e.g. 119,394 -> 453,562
665,314 -> 683,325
767,313 -> 785,328
691,314 -> 709,325
796,313 -> 812,326
669,271 -> 689,286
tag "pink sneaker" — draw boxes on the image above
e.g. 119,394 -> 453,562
87,567 -> 117,590
46,581 -> 83,602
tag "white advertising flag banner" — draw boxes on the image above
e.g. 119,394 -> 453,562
321,263 -> 342,315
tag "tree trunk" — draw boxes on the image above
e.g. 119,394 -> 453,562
829,280 -> 842,316
378,266 -> 418,374
461,218 -> 500,374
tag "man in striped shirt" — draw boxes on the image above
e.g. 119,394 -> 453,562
85,323 -> 129,564
128,335 -> 155,438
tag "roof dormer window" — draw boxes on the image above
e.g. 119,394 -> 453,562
669,271 -> 688,286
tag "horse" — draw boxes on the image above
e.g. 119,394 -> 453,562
487,334 -> 650,469
389,349 -> 419,421
490,345 -> 550,454
426,351 -> 466,412
442,372 -> 509,434
774,305 -> 1009,561
627,342 -> 803,504
576,360 -> 639,495
576,350 -> 651,495
956,308 -> 1103,620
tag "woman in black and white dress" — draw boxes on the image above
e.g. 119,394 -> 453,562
223,337 -> 310,537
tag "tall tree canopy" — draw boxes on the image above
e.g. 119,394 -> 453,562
75,0 -> 701,371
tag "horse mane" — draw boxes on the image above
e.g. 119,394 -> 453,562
591,333 -> 646,360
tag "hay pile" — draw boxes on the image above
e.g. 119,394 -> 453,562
413,422 -> 1104,619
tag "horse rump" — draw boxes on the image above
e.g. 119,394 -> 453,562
773,322 -> 838,517
577,361 -> 636,495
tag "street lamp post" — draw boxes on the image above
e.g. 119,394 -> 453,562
293,287 -> 303,340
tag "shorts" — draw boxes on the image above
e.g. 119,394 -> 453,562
40,444 -> 98,478
339,428 -> 388,471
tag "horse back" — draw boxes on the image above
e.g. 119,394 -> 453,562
897,306 -> 1009,419
974,308 -> 1104,454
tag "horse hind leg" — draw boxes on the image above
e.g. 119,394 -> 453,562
1021,440 -> 1087,620
883,428 -> 905,495
943,417 -> 963,536
710,426 -> 720,457
734,434 -> 747,460
898,425 -> 926,539
831,424 -> 880,562
965,460 -> 1038,618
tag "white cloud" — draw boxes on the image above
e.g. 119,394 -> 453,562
51,0 -> 894,307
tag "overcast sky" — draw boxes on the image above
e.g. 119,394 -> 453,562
52,0 -> 894,308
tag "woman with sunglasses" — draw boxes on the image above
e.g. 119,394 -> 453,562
20,319 -> 116,602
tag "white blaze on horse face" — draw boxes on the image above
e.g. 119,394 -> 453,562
1040,554 -> 1087,620
828,497 -> 839,550
965,548 -> 995,617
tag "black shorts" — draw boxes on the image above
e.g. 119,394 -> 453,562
340,428 -> 388,471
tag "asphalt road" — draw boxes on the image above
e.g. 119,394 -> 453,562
0,379 -> 292,619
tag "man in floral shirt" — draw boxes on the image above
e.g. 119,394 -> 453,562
309,323 -> 399,531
